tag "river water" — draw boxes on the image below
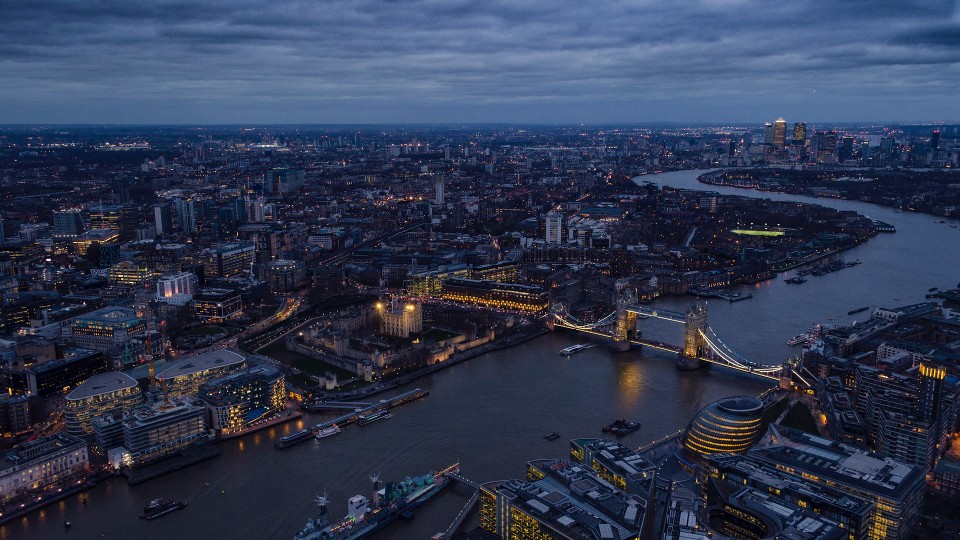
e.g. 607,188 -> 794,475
10,169 -> 960,540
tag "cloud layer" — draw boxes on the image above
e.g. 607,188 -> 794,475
1,0 -> 958,123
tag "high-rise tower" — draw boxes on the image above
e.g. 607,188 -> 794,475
773,118 -> 787,148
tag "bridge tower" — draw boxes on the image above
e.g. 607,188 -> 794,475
677,303 -> 707,370
611,283 -> 637,352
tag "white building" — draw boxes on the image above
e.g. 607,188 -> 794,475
544,212 -> 563,244
376,300 -> 423,338
156,272 -> 198,305
434,178 -> 445,205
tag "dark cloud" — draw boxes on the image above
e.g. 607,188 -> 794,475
0,0 -> 958,123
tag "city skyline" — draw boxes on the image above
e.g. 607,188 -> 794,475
1,0 -> 959,124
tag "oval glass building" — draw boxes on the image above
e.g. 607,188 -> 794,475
683,396 -> 764,458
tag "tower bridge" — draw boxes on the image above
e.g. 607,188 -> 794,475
550,289 -> 810,386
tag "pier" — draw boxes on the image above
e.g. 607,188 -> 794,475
277,388 -> 429,449
301,401 -> 371,412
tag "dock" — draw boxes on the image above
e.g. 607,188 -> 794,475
124,445 -> 222,485
301,401 -> 371,412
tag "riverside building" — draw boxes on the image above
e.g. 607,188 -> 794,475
64,372 -> 141,436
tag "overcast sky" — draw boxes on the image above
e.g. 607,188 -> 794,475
1,0 -> 958,124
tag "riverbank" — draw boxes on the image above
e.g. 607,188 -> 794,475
321,325 -> 551,403
0,471 -> 112,526
697,168 -> 960,219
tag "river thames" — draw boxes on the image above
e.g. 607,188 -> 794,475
8,169 -> 960,540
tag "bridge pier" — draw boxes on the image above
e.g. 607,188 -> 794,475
677,303 -> 708,371
676,354 -> 702,370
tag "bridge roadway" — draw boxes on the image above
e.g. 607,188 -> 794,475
552,319 -> 783,381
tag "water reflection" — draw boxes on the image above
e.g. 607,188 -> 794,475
615,360 -> 643,407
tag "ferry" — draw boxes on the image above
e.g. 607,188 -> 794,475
276,429 -> 314,449
559,344 -> 593,356
787,334 -> 808,346
784,276 -> 807,284
357,410 -> 392,426
140,498 -> 187,520
316,425 -> 341,439
294,464 -> 459,540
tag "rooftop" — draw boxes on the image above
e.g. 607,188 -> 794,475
156,349 -> 246,380
66,371 -> 139,401
73,306 -> 141,325
751,425 -> 924,500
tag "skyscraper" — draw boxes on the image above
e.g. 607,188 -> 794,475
53,209 -> 85,238
931,129 -> 941,150
174,198 -> 196,234
792,122 -> 806,145
434,177 -> 445,205
773,117 -> 787,147
918,361 -> 946,423
153,204 -> 171,235
544,212 -> 563,244
763,122 -> 774,145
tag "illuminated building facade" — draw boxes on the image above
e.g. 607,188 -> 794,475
544,211 -> 563,244
155,349 -> 247,398
118,397 -> 209,466
707,486 -> 847,540
440,278 -> 549,312
63,307 -> 146,352
64,372 -> 141,436
569,438 -> 656,496
108,261 -> 154,285
198,365 -> 285,435
773,117 -> 787,147
193,288 -> 242,320
53,209 -> 85,238
25,349 -> 109,396
156,271 -> 198,305
263,168 -> 305,193
202,241 -> 255,278
704,453 -> 874,540
72,228 -> 119,256
259,259 -> 305,293
792,122 -> 807,146
478,458 -> 646,539
0,433 -> 89,505
683,396 -> 763,458
748,425 -> 925,540
376,300 -> 422,338
88,204 -> 124,231
406,265 -> 470,296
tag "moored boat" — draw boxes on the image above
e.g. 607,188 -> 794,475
357,410 -> 392,426
140,498 -> 187,520
293,464 -> 459,540
316,425 -> 341,439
